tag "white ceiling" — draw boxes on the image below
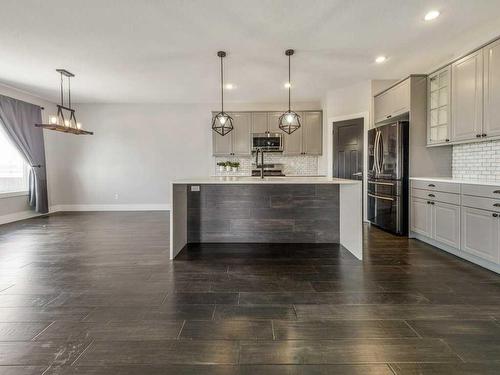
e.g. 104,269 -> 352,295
1,0 -> 500,104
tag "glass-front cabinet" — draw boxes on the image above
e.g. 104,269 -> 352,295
427,66 -> 451,145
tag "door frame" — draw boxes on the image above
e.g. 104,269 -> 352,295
327,112 -> 369,222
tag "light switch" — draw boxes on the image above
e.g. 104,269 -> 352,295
190,185 -> 200,192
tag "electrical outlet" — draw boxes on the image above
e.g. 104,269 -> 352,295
190,186 -> 200,192
114,193 -> 119,200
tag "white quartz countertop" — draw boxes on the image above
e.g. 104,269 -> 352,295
172,176 -> 361,185
410,177 -> 500,186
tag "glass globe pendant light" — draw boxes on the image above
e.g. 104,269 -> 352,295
279,49 -> 301,134
212,51 -> 233,136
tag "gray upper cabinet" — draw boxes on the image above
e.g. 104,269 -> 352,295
303,111 -> 323,155
231,113 -> 252,155
483,39 -> 500,139
283,112 -> 303,155
267,112 -> 282,133
213,110 -> 322,156
251,112 -> 268,134
212,112 -> 251,156
427,66 -> 451,145
451,50 -> 483,142
283,111 -> 323,155
374,79 -> 410,124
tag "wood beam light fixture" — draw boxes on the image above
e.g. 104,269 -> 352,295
35,69 -> 93,135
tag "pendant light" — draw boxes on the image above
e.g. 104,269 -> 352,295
35,69 -> 93,135
212,51 -> 233,136
279,49 -> 301,134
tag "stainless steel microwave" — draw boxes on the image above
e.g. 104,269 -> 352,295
252,133 -> 283,152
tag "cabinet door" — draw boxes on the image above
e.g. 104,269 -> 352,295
303,111 -> 323,155
283,112 -> 303,155
252,112 -> 268,134
427,67 -> 451,145
212,115 -> 233,156
461,207 -> 499,263
483,39 -> 500,138
374,79 -> 410,124
411,198 -> 432,237
268,112 -> 282,133
451,51 -> 483,142
231,112 -> 251,156
433,202 -> 460,248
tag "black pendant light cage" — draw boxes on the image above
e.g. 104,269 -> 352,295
35,69 -> 93,135
212,51 -> 234,136
279,49 -> 301,135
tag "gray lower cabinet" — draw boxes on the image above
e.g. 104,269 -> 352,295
212,112 -> 251,156
410,197 -> 433,238
410,179 -> 500,273
461,207 -> 500,263
410,197 -> 460,248
433,201 -> 461,248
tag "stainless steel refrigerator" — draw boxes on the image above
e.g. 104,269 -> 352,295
367,121 -> 409,235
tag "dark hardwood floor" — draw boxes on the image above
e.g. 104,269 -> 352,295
0,211 -> 499,374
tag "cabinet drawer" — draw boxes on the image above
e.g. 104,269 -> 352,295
462,184 -> 500,199
411,180 -> 461,194
462,195 -> 500,212
411,188 -> 460,205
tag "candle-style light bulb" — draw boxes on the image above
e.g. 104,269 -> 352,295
49,115 -> 58,125
76,122 -> 82,129
219,116 -> 227,125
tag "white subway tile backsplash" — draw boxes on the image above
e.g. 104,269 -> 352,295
453,139 -> 500,181
214,154 -> 319,176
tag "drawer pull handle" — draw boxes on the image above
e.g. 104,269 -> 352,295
428,194 -> 435,197
428,184 -> 435,187
493,213 -> 499,218
494,190 -> 500,194
494,203 -> 500,208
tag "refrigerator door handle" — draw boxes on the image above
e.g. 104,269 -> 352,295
373,131 -> 381,174
377,130 -> 384,174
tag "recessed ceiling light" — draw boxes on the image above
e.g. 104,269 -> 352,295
225,83 -> 234,90
424,10 -> 440,21
375,56 -> 387,64
284,82 -> 291,88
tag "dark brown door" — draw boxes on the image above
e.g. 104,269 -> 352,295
333,118 -> 364,180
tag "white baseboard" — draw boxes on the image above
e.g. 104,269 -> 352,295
50,204 -> 171,212
0,204 -> 171,226
0,210 -> 46,226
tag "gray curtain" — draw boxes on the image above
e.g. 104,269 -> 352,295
0,94 -> 48,213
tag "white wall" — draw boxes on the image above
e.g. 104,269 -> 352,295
0,83 -> 58,222
50,102 -> 320,209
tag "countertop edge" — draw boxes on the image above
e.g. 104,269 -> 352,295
410,177 -> 500,186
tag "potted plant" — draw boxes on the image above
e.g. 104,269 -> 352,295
217,161 -> 225,172
225,162 -> 231,172
231,161 -> 240,172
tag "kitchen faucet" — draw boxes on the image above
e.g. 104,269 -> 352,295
255,148 -> 265,179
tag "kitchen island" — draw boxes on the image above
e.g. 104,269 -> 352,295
170,177 -> 362,260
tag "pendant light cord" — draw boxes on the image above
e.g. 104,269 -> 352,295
288,53 -> 291,111
220,55 -> 224,113
60,72 -> 64,107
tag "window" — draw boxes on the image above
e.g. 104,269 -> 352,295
0,123 -> 29,195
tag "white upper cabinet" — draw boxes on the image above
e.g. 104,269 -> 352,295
451,50 -> 483,142
374,79 -> 410,124
427,66 -> 451,145
251,112 -> 268,134
483,39 -> 500,138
